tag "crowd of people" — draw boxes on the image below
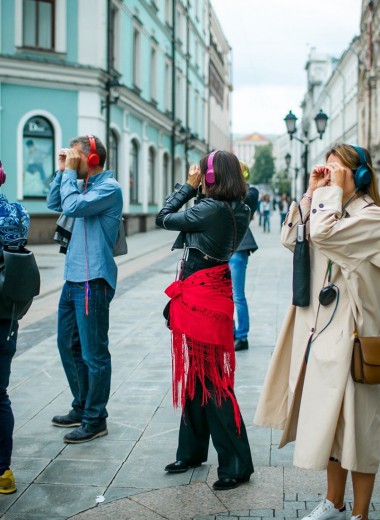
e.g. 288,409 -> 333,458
1,138 -> 380,520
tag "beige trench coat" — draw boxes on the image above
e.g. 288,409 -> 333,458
254,186 -> 380,473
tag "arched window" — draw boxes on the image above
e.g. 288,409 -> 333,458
148,147 -> 156,204
163,153 -> 170,201
129,139 -> 139,203
109,129 -> 118,179
23,115 -> 54,197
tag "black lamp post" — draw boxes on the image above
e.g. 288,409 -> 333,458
285,152 -> 292,171
284,109 -> 328,192
101,76 -> 120,156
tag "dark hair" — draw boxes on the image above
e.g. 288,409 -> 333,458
69,135 -> 107,167
26,139 -> 34,147
200,151 -> 247,201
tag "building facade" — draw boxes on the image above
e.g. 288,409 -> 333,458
0,0 -> 231,242
232,132 -> 271,168
358,0 -> 380,172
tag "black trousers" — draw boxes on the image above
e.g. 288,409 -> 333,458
176,379 -> 254,480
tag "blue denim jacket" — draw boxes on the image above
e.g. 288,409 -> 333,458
47,169 -> 123,289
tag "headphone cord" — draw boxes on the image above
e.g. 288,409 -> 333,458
83,175 -> 91,316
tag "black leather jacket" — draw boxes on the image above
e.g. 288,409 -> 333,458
237,185 -> 259,253
156,183 -> 251,261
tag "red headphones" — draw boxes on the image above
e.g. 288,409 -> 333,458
87,135 -> 100,168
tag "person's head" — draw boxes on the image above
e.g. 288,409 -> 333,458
200,151 -> 247,201
26,139 -> 34,150
69,135 -> 107,177
325,144 -> 380,206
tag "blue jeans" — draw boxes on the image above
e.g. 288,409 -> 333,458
263,211 -> 270,232
57,279 -> 115,426
0,320 -> 18,473
229,251 -> 249,340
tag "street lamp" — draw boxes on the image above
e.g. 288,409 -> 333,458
284,109 -> 328,192
179,126 -> 196,174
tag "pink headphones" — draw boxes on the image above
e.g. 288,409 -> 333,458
0,161 -> 6,186
205,151 -> 217,186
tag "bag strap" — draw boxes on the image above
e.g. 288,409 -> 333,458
223,201 -> 238,252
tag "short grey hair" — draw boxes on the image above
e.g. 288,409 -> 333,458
70,135 -> 107,167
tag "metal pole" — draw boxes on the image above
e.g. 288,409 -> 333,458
185,0 -> 190,175
303,142 -> 309,193
106,0 -> 112,155
170,0 -> 176,187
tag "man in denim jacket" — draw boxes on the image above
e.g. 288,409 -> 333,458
47,135 -> 123,443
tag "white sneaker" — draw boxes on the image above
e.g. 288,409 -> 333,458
351,516 -> 362,520
303,499 -> 346,520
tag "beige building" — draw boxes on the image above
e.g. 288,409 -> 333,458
232,133 -> 271,167
208,3 -> 232,152
358,0 -> 380,172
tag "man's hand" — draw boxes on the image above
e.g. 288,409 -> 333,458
58,149 -> 67,172
186,164 -> 202,189
64,148 -> 81,171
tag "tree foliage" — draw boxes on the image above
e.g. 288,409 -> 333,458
251,144 -> 275,185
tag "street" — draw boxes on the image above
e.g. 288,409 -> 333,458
1,214 -> 380,520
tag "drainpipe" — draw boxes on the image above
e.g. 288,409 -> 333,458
170,0 -> 176,186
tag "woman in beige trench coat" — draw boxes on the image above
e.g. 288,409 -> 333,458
255,144 -> 380,520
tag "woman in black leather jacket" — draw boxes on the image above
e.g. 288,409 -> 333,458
156,151 -> 254,491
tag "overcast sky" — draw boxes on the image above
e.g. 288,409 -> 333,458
211,0 -> 362,136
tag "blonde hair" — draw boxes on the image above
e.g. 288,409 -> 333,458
326,143 -> 380,206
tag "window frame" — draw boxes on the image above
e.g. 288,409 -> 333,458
22,0 -> 56,51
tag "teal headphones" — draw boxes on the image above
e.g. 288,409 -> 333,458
351,145 -> 371,190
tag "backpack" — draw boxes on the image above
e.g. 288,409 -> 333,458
0,205 -> 40,321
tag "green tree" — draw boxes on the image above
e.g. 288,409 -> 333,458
251,144 -> 275,184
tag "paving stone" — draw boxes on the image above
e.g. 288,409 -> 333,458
132,482 -> 227,519
2,483 -> 105,518
248,509 -> 275,516
35,459 -> 122,486
284,501 -> 306,510
285,494 -> 297,501
70,498 -> 164,519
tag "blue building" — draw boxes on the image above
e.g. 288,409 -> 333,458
0,0 -> 230,241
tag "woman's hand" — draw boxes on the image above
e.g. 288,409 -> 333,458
186,164 -> 202,189
326,162 -> 346,190
308,164 -> 330,192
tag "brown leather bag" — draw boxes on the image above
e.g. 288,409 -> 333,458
351,334 -> 380,384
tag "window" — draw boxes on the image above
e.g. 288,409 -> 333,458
165,62 -> 172,112
165,0 -> 172,25
23,116 -> 54,197
176,74 -> 182,119
150,47 -> 157,102
23,0 -> 55,50
108,130 -> 118,179
148,147 -> 156,204
109,4 -> 120,72
133,28 -> 141,89
163,153 -> 170,201
129,139 -> 139,203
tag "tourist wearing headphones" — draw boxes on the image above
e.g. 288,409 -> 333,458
47,135 -> 123,443
156,151 -> 254,491
255,144 -> 380,520
229,161 -> 259,352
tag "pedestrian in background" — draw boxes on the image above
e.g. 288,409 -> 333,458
157,151 -> 254,491
229,161 -> 259,351
47,135 -> 123,444
279,192 -> 290,229
0,163 -> 31,494
255,144 -> 380,520
262,194 -> 271,232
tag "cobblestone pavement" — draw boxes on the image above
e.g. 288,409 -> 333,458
1,214 -> 380,520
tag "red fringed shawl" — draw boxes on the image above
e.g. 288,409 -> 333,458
164,263 -> 241,433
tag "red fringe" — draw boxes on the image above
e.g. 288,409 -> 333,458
165,264 -> 241,433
